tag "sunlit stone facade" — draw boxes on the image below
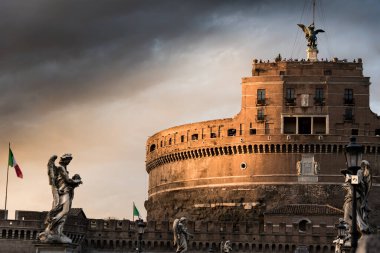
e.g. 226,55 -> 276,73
145,58 -> 380,225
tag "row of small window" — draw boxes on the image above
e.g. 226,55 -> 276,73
256,88 -> 354,106
149,128 -> 256,152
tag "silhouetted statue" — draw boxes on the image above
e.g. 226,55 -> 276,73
220,240 -> 232,253
343,160 -> 372,234
173,217 -> 191,253
39,154 -> 83,243
297,23 -> 325,49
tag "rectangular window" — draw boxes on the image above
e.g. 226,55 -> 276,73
285,88 -> 296,105
375,129 -> 380,136
313,117 -> 326,134
344,89 -> 354,105
250,129 -> 257,135
210,133 -> 216,138
344,108 -> 354,121
315,88 -> 324,105
257,108 -> 265,121
227,129 -> 236,136
191,134 -> 198,140
298,117 -> 311,135
284,117 -> 296,134
257,89 -> 266,105
351,129 -> 359,135
180,135 -> 185,143
324,70 -> 332,75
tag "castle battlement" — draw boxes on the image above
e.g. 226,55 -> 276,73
145,54 -> 380,227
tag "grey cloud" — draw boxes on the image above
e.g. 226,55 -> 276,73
0,0 -> 378,121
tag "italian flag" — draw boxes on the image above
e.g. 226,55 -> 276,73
8,148 -> 23,179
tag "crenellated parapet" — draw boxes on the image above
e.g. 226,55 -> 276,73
145,56 -> 380,225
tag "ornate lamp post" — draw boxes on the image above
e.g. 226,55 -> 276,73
343,137 -> 364,253
136,218 -> 146,253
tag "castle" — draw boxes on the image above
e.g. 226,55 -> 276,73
2,55 -> 374,253
145,56 -> 380,227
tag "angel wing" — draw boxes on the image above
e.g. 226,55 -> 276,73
314,29 -> 325,35
47,155 -> 58,186
297,24 -> 309,35
173,218 -> 180,246
364,166 -> 372,198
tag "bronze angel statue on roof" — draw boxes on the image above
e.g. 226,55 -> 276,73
297,23 -> 325,49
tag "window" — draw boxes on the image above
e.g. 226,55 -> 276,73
191,134 -> 198,140
344,89 -> 354,105
284,117 -> 296,134
168,138 -> 172,145
285,88 -> 296,105
375,129 -> 380,136
351,129 -> 359,135
298,117 -> 311,134
279,71 -> 285,76
344,108 -> 354,121
324,69 -> 332,75
227,129 -> 236,136
180,135 -> 185,143
313,117 -> 326,134
298,220 -> 308,232
314,88 -> 324,105
250,129 -> 257,135
210,133 -> 217,138
91,221 -> 97,229
257,108 -> 265,121
257,89 -> 266,105
149,144 -> 156,152
160,141 -> 163,147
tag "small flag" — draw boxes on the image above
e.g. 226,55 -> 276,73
133,202 -> 140,218
8,148 -> 23,179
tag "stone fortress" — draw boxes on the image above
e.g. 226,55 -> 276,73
145,57 -> 380,227
2,56 -> 379,253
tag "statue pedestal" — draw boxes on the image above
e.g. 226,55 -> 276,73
307,48 -> 318,61
34,243 -> 77,253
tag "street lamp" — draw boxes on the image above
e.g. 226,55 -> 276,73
136,218 -> 146,253
342,136 -> 364,253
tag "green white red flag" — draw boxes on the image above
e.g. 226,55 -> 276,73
8,148 -> 23,179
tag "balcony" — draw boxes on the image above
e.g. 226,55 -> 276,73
314,97 -> 325,106
285,98 -> 296,106
256,99 -> 266,106
344,98 -> 355,105
256,115 -> 266,122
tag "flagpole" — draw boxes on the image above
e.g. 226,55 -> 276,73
4,142 -> 10,220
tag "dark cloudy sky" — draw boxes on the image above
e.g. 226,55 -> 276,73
0,0 -> 379,220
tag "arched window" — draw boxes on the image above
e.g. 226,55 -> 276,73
298,219 -> 309,232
